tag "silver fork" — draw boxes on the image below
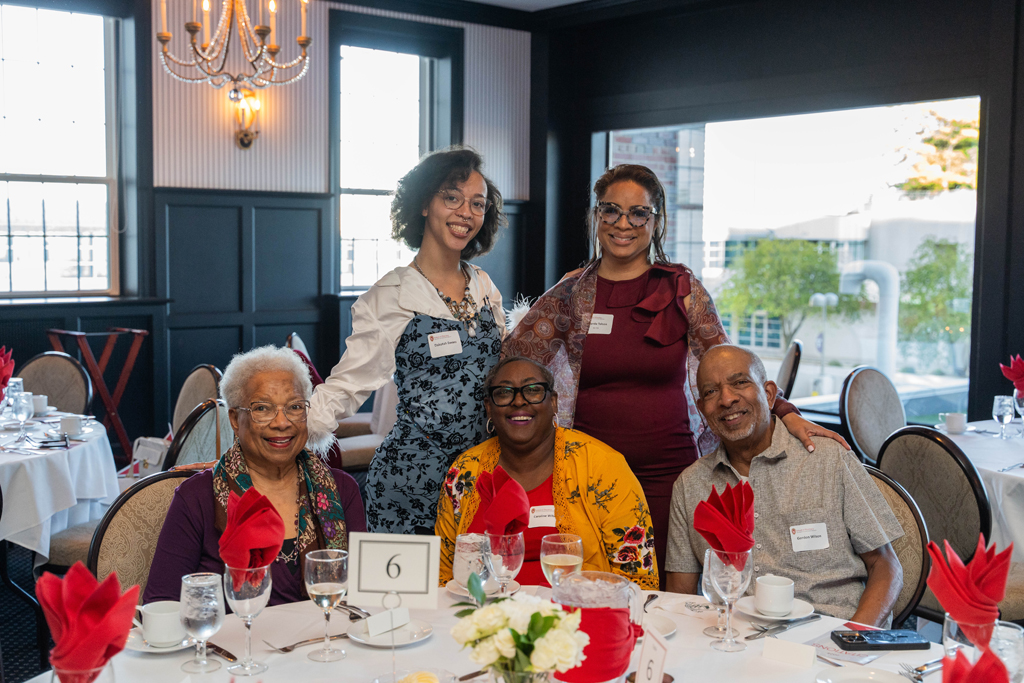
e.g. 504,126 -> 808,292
999,462 -> 1024,472
899,662 -> 942,680
262,634 -> 348,653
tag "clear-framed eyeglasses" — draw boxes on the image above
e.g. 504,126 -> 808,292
488,383 -> 551,407
237,400 -> 310,425
437,188 -> 492,216
596,202 -> 658,228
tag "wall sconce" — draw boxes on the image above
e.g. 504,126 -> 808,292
230,87 -> 261,149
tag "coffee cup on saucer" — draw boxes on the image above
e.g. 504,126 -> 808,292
59,415 -> 83,437
939,412 -> 967,434
31,394 -> 48,416
754,574 -> 794,617
133,601 -> 187,647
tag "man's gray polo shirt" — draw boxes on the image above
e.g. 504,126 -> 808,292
665,417 -> 904,620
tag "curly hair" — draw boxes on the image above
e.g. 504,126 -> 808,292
390,146 -> 506,260
220,345 -> 313,409
484,355 -> 556,391
588,164 -> 669,265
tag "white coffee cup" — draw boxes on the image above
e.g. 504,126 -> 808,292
60,415 -> 83,436
940,412 -> 967,434
133,601 -> 187,647
754,574 -> 795,617
32,394 -> 48,416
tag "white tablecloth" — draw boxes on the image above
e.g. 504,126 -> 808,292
27,589 -> 943,682
946,419 -> 1024,561
0,421 -> 120,562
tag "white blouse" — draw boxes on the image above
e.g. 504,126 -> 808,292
306,264 -> 505,449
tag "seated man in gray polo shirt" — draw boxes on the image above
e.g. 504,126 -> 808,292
664,345 -> 904,626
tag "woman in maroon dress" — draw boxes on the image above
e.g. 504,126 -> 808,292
503,164 -> 849,587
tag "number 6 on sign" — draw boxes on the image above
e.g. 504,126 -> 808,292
346,532 -> 441,610
635,621 -> 668,683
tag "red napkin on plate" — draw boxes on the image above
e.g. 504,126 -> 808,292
1000,354 -> 1024,393
943,648 -> 1009,683
219,487 -> 285,590
36,562 -> 139,682
927,534 -> 1011,648
466,466 -> 530,535
693,482 -> 755,570
0,346 -> 14,391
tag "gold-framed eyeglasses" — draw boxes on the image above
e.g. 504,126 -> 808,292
237,400 -> 310,425
437,188 -> 491,216
596,202 -> 658,228
488,383 -> 551,407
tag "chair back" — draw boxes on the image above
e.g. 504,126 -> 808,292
163,399 -> 232,470
839,366 -> 906,464
774,340 -> 802,399
286,332 -> 310,358
370,376 -> 399,436
863,465 -> 930,626
87,470 -> 193,601
18,351 -> 93,414
172,364 -> 222,434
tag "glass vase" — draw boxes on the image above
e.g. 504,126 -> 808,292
490,670 -> 552,683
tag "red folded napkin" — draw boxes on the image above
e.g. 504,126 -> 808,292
927,534 -> 1011,648
694,482 -> 755,569
466,466 -> 530,535
37,562 -> 139,682
0,346 -> 14,392
219,487 -> 285,590
1000,354 -> 1024,393
943,648 -> 1009,683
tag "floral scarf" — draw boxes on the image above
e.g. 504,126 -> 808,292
213,441 -> 348,559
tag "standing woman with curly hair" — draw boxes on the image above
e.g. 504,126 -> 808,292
307,147 -> 508,534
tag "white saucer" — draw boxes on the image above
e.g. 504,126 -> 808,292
816,669 -> 904,683
1,420 -> 38,430
934,424 -> 976,433
347,618 -> 433,648
44,425 -> 97,439
735,595 -> 814,622
641,613 -> 676,639
124,628 -> 193,653
445,579 -> 520,598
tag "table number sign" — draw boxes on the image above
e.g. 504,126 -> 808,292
347,532 -> 440,610
635,622 -> 668,683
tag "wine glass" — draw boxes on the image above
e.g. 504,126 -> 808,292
701,548 -> 738,638
994,396 -> 1015,439
453,533 -> 494,592
1014,389 -> 1024,438
223,563 -> 272,676
304,549 -> 348,662
540,534 -> 583,587
179,572 -> 225,674
992,621 -> 1024,683
12,393 -> 33,442
708,549 -> 753,653
486,532 -> 525,596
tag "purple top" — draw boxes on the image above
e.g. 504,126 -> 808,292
143,468 -> 367,606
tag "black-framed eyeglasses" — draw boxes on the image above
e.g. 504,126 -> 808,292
437,188 -> 492,216
488,383 -> 552,407
596,202 -> 658,228
237,400 -> 310,425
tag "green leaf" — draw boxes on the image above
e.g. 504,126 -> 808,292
528,612 -> 545,641
468,572 -> 487,606
515,650 -> 532,671
454,608 -> 476,618
451,601 -> 477,608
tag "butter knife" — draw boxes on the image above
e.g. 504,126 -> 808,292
745,614 -> 821,640
206,642 -> 238,662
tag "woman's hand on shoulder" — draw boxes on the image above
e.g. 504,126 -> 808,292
780,413 -> 851,453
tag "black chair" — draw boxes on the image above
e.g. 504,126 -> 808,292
839,365 -> 906,465
0,484 -> 50,669
18,351 -> 93,415
774,339 -> 802,399
163,399 -> 232,470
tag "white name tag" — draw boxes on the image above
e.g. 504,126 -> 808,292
427,330 -> 463,358
528,505 -> 557,528
365,607 -> 411,638
588,314 -> 614,334
790,522 -> 830,552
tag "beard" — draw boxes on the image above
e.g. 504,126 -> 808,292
712,399 -> 771,443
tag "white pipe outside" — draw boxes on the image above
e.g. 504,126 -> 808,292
839,260 -> 900,379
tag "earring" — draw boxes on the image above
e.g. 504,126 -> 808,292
486,418 -> 495,434
552,416 -> 558,429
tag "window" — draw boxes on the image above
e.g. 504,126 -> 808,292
0,5 -> 117,294
607,97 -> 980,422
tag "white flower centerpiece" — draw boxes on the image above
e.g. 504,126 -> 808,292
451,574 -> 590,683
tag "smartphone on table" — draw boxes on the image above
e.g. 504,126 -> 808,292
830,629 -> 931,651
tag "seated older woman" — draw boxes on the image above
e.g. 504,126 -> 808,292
436,356 -> 658,589
144,346 -> 366,605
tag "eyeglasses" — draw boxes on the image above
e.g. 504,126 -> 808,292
237,400 -> 310,425
596,202 -> 658,228
437,188 -> 491,216
488,383 -> 551,407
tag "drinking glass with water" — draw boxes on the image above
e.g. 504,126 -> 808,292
994,396 -> 1016,439
180,572 -> 225,674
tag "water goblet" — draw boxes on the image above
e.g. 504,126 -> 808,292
12,392 -> 33,441
3,378 -> 23,418
223,563 -> 272,676
1014,389 -> 1024,438
179,572 -> 225,674
486,532 -> 525,596
994,396 -> 1015,439
453,533 -> 494,591
992,620 -> 1024,682
540,533 -> 583,587
304,549 -> 348,662
701,548 -> 738,638
709,549 -> 753,652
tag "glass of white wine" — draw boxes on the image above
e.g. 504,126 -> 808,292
179,573 -> 225,674
304,549 -> 348,662
223,563 -> 272,676
540,533 -> 583,586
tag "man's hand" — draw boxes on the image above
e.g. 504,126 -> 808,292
781,413 -> 852,452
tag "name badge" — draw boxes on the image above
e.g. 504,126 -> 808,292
528,505 -> 557,528
427,330 -> 463,358
790,522 -> 830,552
588,314 -> 614,334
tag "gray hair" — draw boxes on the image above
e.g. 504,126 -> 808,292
219,345 -> 313,409
699,345 -> 769,385
484,356 -> 555,390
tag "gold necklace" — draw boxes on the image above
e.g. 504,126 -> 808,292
413,258 -> 479,336
276,465 -> 303,564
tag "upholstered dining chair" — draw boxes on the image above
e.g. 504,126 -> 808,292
335,376 -> 398,477
863,465 -> 929,626
774,340 -> 802,400
839,366 -> 906,465
876,426 -> 1024,622
163,399 -> 232,471
18,351 -> 93,414
0,483 -> 49,669
172,364 -> 222,435
286,331 -> 310,359
87,470 -> 193,600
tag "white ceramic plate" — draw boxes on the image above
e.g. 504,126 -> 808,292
641,613 -> 676,639
0,420 -> 38,430
347,618 -> 433,648
445,579 -> 520,598
124,628 -> 193,653
370,669 -> 456,683
44,425 -> 98,439
934,424 -> 977,433
815,669 -> 904,683
735,595 -> 814,622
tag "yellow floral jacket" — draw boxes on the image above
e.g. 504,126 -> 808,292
435,427 -> 659,590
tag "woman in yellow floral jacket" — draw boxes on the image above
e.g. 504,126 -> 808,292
436,356 -> 659,590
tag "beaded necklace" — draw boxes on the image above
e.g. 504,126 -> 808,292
413,258 -> 479,337
276,464 -> 303,564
